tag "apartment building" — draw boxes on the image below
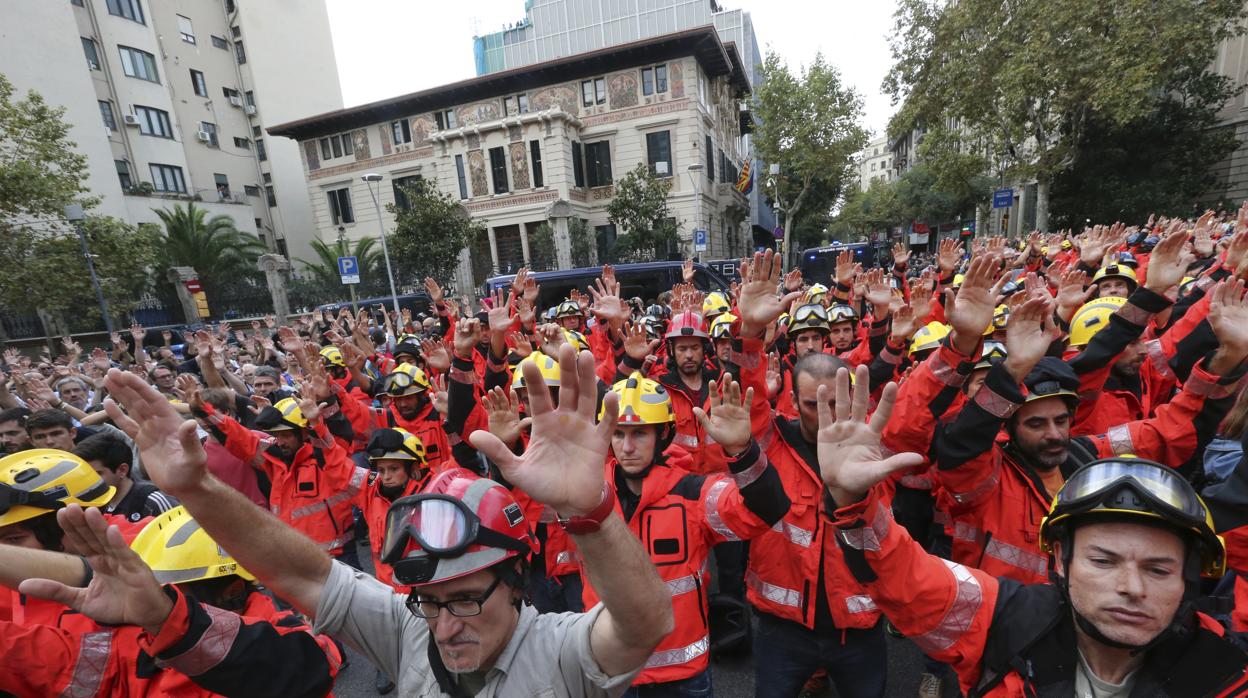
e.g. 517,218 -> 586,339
269,26 -> 751,295
1,0 -> 342,260
472,0 -> 774,246
856,135 -> 893,188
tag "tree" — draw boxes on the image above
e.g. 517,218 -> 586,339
885,0 -> 1247,231
295,236 -> 389,296
606,163 -> 681,261
568,218 -> 596,267
155,203 -> 265,293
527,223 -> 558,271
752,51 -> 868,264
832,178 -> 904,237
1049,70 -> 1241,227
0,73 -> 92,225
388,179 -> 483,286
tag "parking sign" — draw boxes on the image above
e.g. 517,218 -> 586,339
338,256 -> 360,285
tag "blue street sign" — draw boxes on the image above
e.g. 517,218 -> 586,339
693,228 -> 708,252
338,256 -> 360,285
992,188 -> 1014,209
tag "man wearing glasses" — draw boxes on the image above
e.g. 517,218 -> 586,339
85,345 -> 673,697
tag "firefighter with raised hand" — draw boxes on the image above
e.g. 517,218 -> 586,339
816,364 -> 1248,697
99,344 -> 674,697
933,278 -> 1248,584
338,352 -> 454,471
732,248 -> 887,698
586,372 -> 789,695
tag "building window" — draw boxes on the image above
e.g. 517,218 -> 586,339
98,100 -> 116,130
489,146 -> 509,194
233,137 -> 250,149
256,139 -> 266,161
581,78 -> 607,107
234,41 -> 246,64
503,94 -> 530,116
327,187 -> 353,224
646,131 -> 672,177
252,125 -> 263,138
584,141 -> 612,187
211,35 -> 228,50
435,109 -> 457,130
72,0 -> 84,6
115,160 -> 131,189
231,25 -> 241,38
263,173 -> 272,184
199,121 -> 217,147
190,69 -> 207,97
222,87 -> 242,105
266,185 -> 276,207
641,65 -> 668,96
705,135 -> 714,182
391,119 -> 411,145
177,14 -> 195,43
214,173 -> 230,199
571,141 -> 585,187
392,175 -> 422,211
318,134 -> 352,161
81,37 -> 100,70
530,140 -> 543,189
245,91 -> 256,110
149,163 -> 186,193
106,0 -> 144,24
455,154 -> 468,199
118,46 -> 159,82
133,105 -> 173,138
244,184 -> 260,197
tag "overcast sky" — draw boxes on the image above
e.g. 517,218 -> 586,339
325,0 -> 899,138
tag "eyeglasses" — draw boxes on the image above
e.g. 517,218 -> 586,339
406,574 -> 503,619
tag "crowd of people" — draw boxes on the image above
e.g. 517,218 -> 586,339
1,210 -> 1248,698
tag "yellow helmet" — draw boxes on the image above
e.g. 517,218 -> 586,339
983,304 -> 1009,336
709,313 -> 737,340
1091,264 -> 1138,291
384,363 -> 432,397
1061,239 -> 1073,250
1069,296 -> 1127,348
910,322 -> 950,356
951,273 -> 965,287
365,427 -> 427,465
804,283 -> 829,303
604,372 -> 675,425
703,292 -> 731,319
511,353 -> 562,391
131,506 -> 255,584
554,299 -> 583,319
0,450 -> 115,527
319,345 -> 345,368
262,397 -> 308,431
561,328 -> 590,352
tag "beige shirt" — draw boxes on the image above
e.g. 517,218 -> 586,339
314,561 -> 640,697
1074,648 -> 1140,698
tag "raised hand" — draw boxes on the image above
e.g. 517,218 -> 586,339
424,277 -> 445,307
469,345 -> 619,516
417,338 -> 450,372
622,322 -> 659,362
682,259 -> 695,284
765,352 -> 782,400
1054,267 -> 1096,323
1078,225 -> 1116,267
453,318 -> 482,359
692,379 -> 755,454
487,288 -> 515,333
889,304 -> 922,344
1003,296 -> 1059,382
130,323 -> 147,344
783,268 -> 803,293
908,269 -> 937,320
816,365 -> 925,507
506,331 -> 533,359
174,373 -> 200,403
1192,211 -> 1217,258
946,253 -> 1006,352
1208,279 -> 1248,367
937,238 -> 963,275
891,242 -> 911,267
483,386 -> 529,447
737,249 -> 803,338
277,326 -> 305,356
1225,230 -> 1248,279
430,373 -> 449,417
20,506 -> 173,633
862,268 -> 892,313
835,249 -> 857,287
511,267 -> 530,298
1145,228 -> 1196,294
104,369 -> 208,496
589,276 -> 627,326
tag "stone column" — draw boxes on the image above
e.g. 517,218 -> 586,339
166,267 -> 201,325
487,226 -> 501,275
545,199 -> 573,269
520,226 -> 532,266
453,247 -> 475,300
258,254 -> 292,321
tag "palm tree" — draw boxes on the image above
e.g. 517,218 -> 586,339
296,236 -> 386,294
155,203 -> 267,286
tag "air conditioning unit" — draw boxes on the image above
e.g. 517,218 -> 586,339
228,95 -> 243,107
245,105 -> 256,115
123,114 -> 140,127
196,130 -> 212,142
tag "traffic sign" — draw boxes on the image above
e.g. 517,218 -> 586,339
992,188 -> 1014,209
337,256 -> 360,285
693,229 -> 708,252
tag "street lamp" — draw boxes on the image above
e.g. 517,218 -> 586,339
64,204 -> 113,334
337,225 -> 359,315
687,163 -> 704,260
361,173 -> 401,319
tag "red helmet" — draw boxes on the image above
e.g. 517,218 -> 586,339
380,468 -> 536,586
664,310 -> 709,341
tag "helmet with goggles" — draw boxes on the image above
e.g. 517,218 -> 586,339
0,449 -> 114,528
366,427 -> 427,465
702,292 -> 731,320
1092,264 -> 1138,293
827,304 -> 858,326
554,299 -> 583,319
787,304 -> 832,337
383,363 -> 432,398
1069,296 -> 1126,348
254,397 -> 308,432
604,372 -> 675,425
910,322 -> 950,356
709,313 -> 737,340
319,346 -> 346,368
973,340 -> 1008,371
380,468 -> 535,586
804,284 -> 829,304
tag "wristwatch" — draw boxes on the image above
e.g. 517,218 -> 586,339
557,481 -> 616,535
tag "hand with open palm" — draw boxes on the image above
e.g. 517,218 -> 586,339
104,369 -> 209,497
737,249 -> 803,338
693,379 -> 754,455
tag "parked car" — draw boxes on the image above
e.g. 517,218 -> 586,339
483,261 -> 731,311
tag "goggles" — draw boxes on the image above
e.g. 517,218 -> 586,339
0,483 -> 74,516
383,371 -> 425,397
1056,460 -> 1207,525
366,430 -> 422,461
791,304 -> 830,324
1024,379 -> 1077,400
380,493 -> 531,585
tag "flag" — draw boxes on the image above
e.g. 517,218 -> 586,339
735,160 -> 752,194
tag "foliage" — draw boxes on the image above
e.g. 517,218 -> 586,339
389,179 -> 483,287
1049,71 -> 1242,227
6,217 -> 161,325
155,203 -> 266,295
832,178 -> 904,237
885,0 -> 1248,230
528,223 -> 557,271
752,51 -> 868,260
606,163 -> 681,260
295,236 -> 390,297
0,73 -> 93,224
568,217 -> 596,267
788,177 -> 843,248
